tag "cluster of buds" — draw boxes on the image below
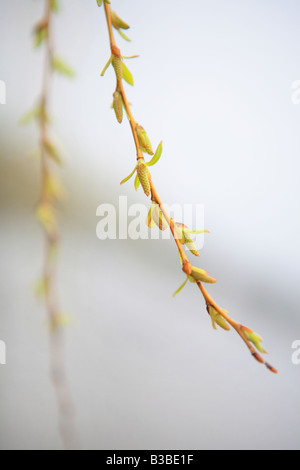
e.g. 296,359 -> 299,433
120,141 -> 163,196
174,223 -> 209,257
111,11 -> 131,42
33,19 -> 49,48
207,305 -> 231,331
33,0 -> 60,48
241,326 -> 267,354
100,8 -> 137,87
173,264 -> 217,298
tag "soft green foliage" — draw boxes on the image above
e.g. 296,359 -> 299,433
52,56 -> 75,78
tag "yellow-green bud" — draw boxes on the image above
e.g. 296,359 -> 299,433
242,327 -> 267,354
189,266 -> 217,284
147,202 -> 168,231
113,91 -> 123,123
208,306 -> 230,331
112,55 -> 122,81
137,160 -> 151,197
111,11 -> 130,30
136,125 -> 153,155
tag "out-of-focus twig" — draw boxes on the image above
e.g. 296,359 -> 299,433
24,0 -> 79,448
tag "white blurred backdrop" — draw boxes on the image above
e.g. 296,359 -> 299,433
0,0 -> 300,450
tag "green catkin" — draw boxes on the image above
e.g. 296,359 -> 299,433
137,160 -> 151,196
113,91 -> 123,123
112,55 -> 122,81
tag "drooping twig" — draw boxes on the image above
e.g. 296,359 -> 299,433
26,0 -> 79,448
98,1 -> 277,374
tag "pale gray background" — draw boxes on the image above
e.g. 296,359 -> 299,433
0,0 -> 299,450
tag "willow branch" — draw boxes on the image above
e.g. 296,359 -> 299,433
101,2 -> 277,374
103,3 -> 191,272
36,0 -> 79,448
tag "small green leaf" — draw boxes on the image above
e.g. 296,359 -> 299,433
243,328 -> 267,354
100,55 -> 112,76
122,55 -> 139,60
173,277 -> 188,298
189,266 -> 217,284
96,0 -> 103,6
45,174 -> 65,201
122,62 -> 134,86
36,202 -> 57,235
34,278 -> 48,298
118,29 -> 131,42
182,231 -> 199,257
44,139 -> 62,165
52,56 -> 75,78
111,11 -> 130,30
147,141 -> 163,167
146,207 -> 155,228
208,306 -> 231,332
34,25 -> 48,48
20,105 -> 41,126
134,174 -> 140,191
120,166 -> 137,185
190,230 -> 210,235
